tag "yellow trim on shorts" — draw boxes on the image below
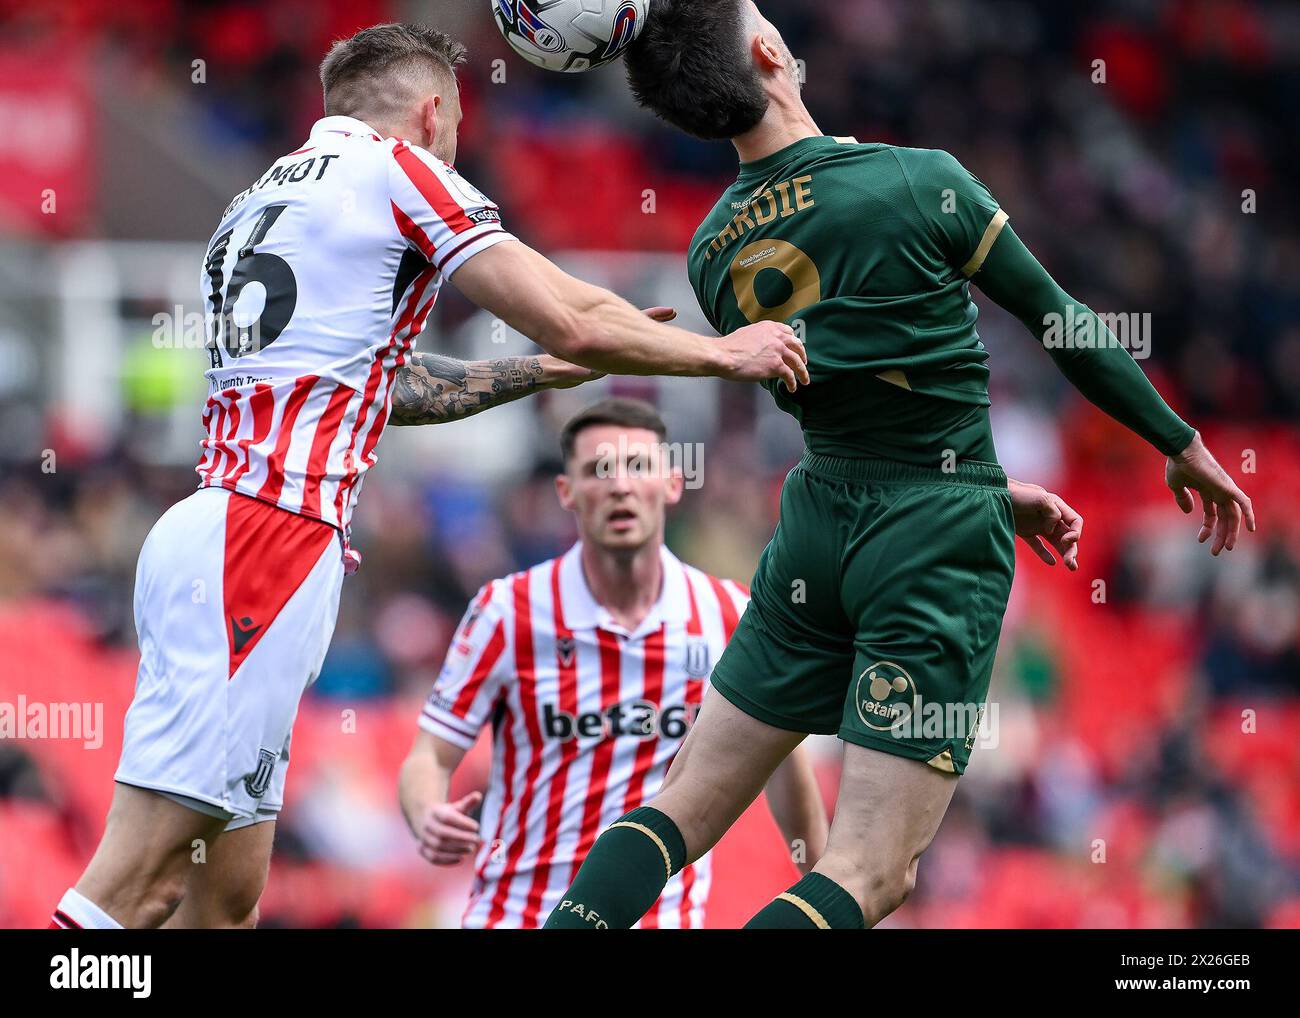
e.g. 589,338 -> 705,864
927,749 -> 958,774
961,208 -> 1009,277
775,892 -> 831,929
609,821 -> 672,881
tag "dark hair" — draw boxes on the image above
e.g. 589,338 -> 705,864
561,398 -> 668,462
320,23 -> 467,118
624,0 -> 769,140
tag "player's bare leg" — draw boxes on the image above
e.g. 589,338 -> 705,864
61,782 -> 231,929
161,819 -> 275,929
650,688 -> 807,860
804,743 -> 957,926
545,687 -> 804,928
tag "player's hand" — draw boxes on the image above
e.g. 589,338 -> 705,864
1008,479 -> 1083,571
539,354 -> 603,390
1165,432 -> 1256,555
415,791 -> 483,867
717,321 -> 810,392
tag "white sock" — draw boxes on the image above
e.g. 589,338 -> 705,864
53,888 -> 124,929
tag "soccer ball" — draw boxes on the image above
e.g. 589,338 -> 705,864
491,0 -> 650,73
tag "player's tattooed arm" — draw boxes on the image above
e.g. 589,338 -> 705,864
389,353 -> 597,426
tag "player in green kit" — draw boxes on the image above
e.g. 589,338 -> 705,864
545,0 -> 1256,930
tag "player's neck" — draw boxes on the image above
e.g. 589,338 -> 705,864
580,540 -> 663,633
732,97 -> 822,166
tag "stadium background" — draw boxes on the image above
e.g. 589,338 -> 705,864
0,0 -> 1297,928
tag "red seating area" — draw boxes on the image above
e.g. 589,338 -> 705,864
2,418 -> 1296,929
3,522 -> 1296,927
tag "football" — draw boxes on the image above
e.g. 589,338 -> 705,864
491,0 -> 650,73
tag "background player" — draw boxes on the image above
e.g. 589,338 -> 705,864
399,398 -> 829,928
49,21 -> 808,932
547,0 -> 1255,931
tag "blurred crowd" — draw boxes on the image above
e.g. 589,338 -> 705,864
0,0 -> 1297,927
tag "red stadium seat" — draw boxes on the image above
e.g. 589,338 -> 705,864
0,799 -> 83,928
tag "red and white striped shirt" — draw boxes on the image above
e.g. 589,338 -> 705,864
195,116 -> 514,566
419,543 -> 749,929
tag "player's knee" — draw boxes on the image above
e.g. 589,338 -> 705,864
136,874 -> 189,927
230,883 -> 264,928
858,866 -> 912,923
870,855 -> 923,919
180,880 -> 262,929
211,873 -> 266,929
818,851 -> 916,925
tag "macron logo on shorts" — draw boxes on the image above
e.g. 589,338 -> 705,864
221,495 -> 335,678
231,616 -> 263,655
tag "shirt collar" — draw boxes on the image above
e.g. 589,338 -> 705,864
736,134 -> 859,180
309,115 -> 385,141
557,542 -> 691,639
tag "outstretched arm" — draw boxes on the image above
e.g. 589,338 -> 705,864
973,226 -> 1194,456
390,352 -> 594,426
390,307 -> 681,426
902,148 -> 1254,553
449,239 -> 809,390
972,226 -> 1255,553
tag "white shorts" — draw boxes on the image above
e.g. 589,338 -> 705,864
116,488 -> 344,827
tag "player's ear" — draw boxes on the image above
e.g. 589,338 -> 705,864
663,468 -> 685,507
555,472 -> 576,511
420,96 -> 439,148
752,30 -> 785,72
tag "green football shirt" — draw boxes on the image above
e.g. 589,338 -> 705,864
688,135 -> 1012,464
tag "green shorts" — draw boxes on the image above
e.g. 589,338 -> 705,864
710,452 -> 1016,775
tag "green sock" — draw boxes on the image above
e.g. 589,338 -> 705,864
544,806 -> 685,929
744,872 -> 865,929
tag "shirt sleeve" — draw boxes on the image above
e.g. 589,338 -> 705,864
974,224 -> 1197,456
418,582 -> 511,750
388,141 -> 516,278
896,148 -> 1009,278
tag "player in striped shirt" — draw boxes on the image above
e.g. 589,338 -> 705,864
51,24 -> 808,932
399,399 -> 829,928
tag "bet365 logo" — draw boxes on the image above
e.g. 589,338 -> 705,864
542,700 -> 696,742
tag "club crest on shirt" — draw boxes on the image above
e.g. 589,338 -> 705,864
685,639 -> 710,679
556,636 -> 577,668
